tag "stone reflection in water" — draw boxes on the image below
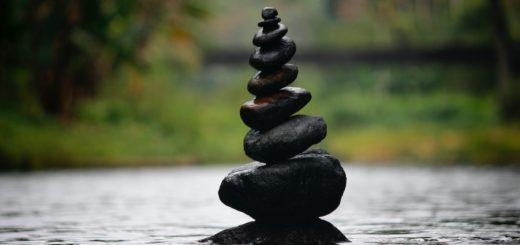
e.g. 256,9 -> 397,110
200,219 -> 349,245
201,6 -> 348,244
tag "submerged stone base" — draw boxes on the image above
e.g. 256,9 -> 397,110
199,219 -> 349,245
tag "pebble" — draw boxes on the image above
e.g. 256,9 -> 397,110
243,115 -> 327,163
257,17 -> 281,28
261,7 -> 278,19
218,149 -> 346,221
247,63 -> 298,96
240,87 -> 310,130
249,36 -> 296,71
253,24 -> 288,47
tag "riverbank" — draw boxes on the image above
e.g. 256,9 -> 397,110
1,110 -> 519,170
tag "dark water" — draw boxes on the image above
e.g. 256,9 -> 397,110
0,165 -> 519,244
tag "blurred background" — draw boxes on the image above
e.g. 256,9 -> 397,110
0,0 -> 519,170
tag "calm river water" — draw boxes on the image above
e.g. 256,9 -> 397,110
0,165 -> 519,244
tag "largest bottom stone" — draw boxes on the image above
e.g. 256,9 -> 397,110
218,149 -> 346,222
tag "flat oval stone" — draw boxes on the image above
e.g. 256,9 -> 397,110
249,36 -> 296,71
261,7 -> 278,19
244,115 -> 326,163
253,24 -> 288,47
218,149 -> 346,222
257,17 -> 281,28
240,87 -> 310,130
248,64 -> 298,96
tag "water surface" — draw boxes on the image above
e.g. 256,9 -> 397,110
0,165 -> 519,244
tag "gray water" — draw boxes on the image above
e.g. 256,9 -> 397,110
0,165 -> 519,244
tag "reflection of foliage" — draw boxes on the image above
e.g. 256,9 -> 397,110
0,0 -> 207,117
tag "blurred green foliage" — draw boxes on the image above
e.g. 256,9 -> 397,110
0,0 -> 519,170
0,0 -> 208,116
202,0 -> 520,49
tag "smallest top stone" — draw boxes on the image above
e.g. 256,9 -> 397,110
262,7 -> 278,19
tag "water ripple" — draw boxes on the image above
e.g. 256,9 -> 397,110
0,166 -> 518,244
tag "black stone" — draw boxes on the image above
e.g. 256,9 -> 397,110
261,7 -> 278,19
244,115 -> 326,163
240,87 -> 310,131
249,36 -> 296,71
248,63 -> 298,96
253,24 -> 288,47
257,17 -> 281,28
199,219 -> 349,245
218,149 -> 346,221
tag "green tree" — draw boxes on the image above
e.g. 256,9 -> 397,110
489,0 -> 520,122
0,0 -> 207,118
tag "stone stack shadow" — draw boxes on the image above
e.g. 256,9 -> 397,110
201,7 -> 348,245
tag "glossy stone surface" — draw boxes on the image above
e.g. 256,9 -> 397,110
247,64 -> 298,96
249,36 -> 296,71
244,115 -> 327,163
218,149 -> 346,222
253,24 -> 288,47
199,219 -> 349,245
240,87 -> 310,130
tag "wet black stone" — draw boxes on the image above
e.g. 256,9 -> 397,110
199,219 -> 349,245
253,24 -> 288,47
257,17 -> 281,28
240,87 -> 310,131
244,115 -> 326,163
218,149 -> 346,221
261,7 -> 278,19
248,63 -> 298,96
249,36 -> 296,71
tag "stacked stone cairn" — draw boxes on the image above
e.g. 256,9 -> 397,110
217,7 -> 347,225
201,7 -> 348,244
